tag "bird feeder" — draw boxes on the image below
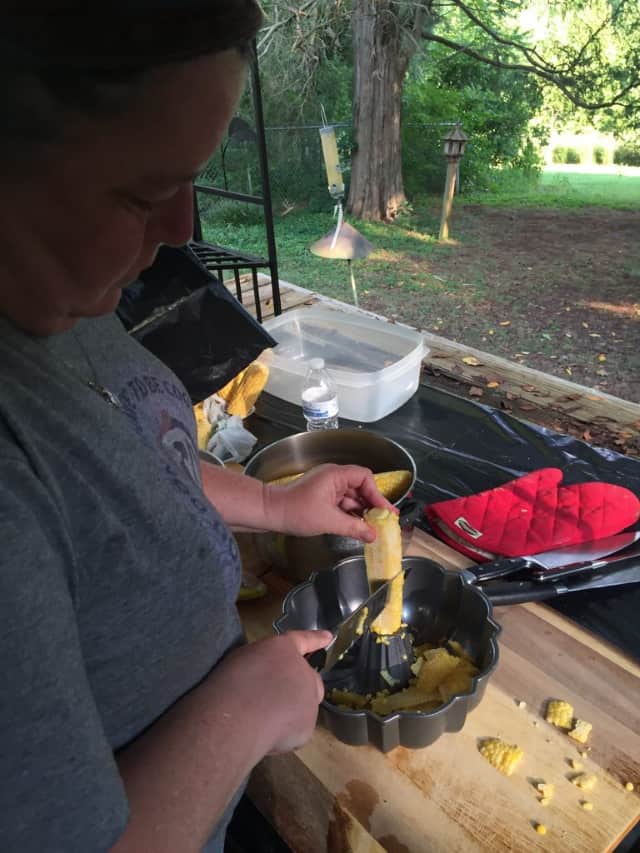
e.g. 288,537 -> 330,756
439,124 -> 468,241
319,125 -> 345,200
442,124 -> 468,160
311,115 -> 374,307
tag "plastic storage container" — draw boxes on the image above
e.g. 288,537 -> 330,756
259,305 -> 427,422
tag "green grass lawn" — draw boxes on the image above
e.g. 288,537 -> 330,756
199,166 -> 639,295
201,204 -> 441,296
464,165 -> 640,209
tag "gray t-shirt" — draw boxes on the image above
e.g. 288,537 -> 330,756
0,313 -> 245,852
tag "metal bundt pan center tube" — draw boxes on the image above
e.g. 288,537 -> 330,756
274,556 -> 501,753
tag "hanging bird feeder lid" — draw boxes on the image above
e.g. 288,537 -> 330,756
310,221 -> 374,260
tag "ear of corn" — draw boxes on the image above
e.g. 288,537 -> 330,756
267,469 -> 411,501
268,472 -> 305,487
217,361 -> 269,419
194,402 -> 214,451
373,469 -> 412,502
479,738 -> 524,776
364,507 -> 403,635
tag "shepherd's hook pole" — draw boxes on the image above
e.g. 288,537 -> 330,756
348,259 -> 359,308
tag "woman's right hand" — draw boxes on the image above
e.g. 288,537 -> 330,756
207,629 -> 331,755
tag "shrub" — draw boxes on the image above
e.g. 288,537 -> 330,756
565,147 -> 581,164
593,145 -> 606,165
614,144 -> 640,166
552,146 -> 566,164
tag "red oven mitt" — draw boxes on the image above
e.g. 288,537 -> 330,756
424,467 -> 640,561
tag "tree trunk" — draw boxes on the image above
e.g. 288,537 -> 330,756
347,0 -> 412,222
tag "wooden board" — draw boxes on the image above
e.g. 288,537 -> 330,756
223,273 -> 315,322
246,280 -> 640,439
422,336 -> 640,438
238,530 -> 640,853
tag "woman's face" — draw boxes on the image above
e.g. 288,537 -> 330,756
0,50 -> 246,335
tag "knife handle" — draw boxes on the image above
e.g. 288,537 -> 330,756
472,556 -> 532,582
305,648 -> 327,671
485,581 -> 560,606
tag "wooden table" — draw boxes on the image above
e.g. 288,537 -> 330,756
237,528 -> 640,853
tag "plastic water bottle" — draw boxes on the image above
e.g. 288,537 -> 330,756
301,358 -> 339,431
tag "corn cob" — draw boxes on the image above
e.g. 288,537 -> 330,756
372,469 -> 412,502
364,507 -> 403,635
194,402 -> 214,451
267,469 -> 412,501
217,361 -> 269,419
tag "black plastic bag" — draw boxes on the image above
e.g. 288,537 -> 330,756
118,245 -> 276,403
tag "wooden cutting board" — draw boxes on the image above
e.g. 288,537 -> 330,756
238,528 -> 640,853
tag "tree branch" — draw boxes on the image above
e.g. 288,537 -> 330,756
423,31 -> 640,109
449,0 -> 557,72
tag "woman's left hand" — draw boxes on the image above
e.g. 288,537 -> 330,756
265,463 -> 397,541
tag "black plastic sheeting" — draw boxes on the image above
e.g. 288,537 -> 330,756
118,246 -> 276,403
247,383 -> 640,661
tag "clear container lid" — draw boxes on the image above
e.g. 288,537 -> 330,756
308,357 -> 325,370
264,305 -> 425,376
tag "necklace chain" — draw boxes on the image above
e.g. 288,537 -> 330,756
65,330 -> 122,410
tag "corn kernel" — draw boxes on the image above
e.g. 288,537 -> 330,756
545,699 -> 574,729
517,700 -> 527,709
581,801 -> 594,811
536,782 -> 555,798
625,782 -> 635,792
535,823 -> 547,835
540,797 -> 551,807
572,773 -> 597,791
416,648 -> 460,693
571,759 -> 583,771
568,719 -> 592,744
479,738 -> 524,776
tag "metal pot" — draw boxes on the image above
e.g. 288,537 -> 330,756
243,429 -> 416,581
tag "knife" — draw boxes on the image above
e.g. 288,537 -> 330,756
482,560 -> 640,606
307,570 -> 404,674
469,531 -> 640,582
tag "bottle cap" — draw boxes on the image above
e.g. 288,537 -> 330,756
308,357 -> 325,370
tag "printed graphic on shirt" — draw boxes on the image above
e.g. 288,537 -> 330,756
113,367 -> 240,590
158,409 -> 200,485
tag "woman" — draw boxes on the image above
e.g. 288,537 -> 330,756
0,4 -> 391,851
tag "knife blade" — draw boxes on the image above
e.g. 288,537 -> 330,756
483,560 -> 640,606
470,530 -> 640,582
307,570 -> 404,674
531,542 -> 640,581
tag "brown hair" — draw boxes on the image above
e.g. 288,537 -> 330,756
1,1 -> 264,159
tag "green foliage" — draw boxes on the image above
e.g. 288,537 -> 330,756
552,147 -> 567,164
401,41 -> 545,194
614,144 -> 640,167
205,1 -> 639,216
565,147 -> 581,164
593,145 -> 606,165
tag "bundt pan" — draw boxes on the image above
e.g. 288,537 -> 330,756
274,556 -> 501,753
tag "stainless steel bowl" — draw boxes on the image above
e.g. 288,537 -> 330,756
243,429 -> 416,580
275,555 -> 501,752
